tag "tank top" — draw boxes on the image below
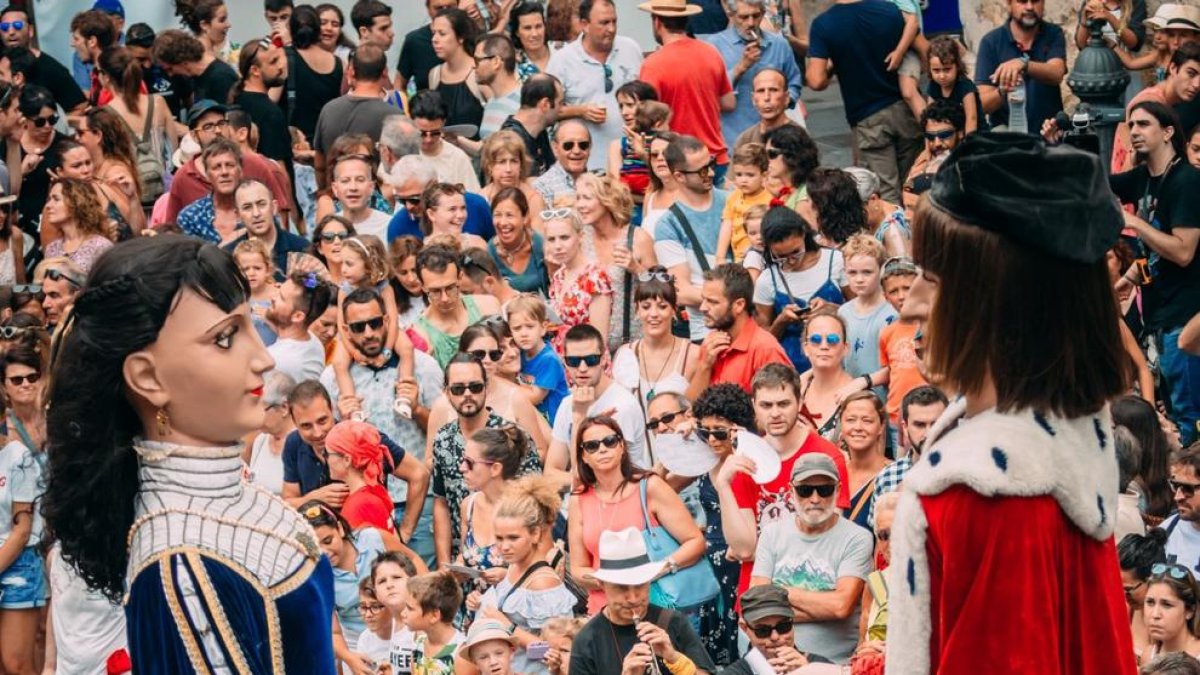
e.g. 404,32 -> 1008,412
290,48 -> 344,142
435,79 -> 484,131
578,483 -> 659,614
246,432 -> 285,496
416,295 -> 483,369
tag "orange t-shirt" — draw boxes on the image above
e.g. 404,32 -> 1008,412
879,320 -> 927,424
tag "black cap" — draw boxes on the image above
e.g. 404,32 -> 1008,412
739,584 -> 793,624
187,99 -> 227,128
125,22 -> 155,48
928,132 -> 1123,264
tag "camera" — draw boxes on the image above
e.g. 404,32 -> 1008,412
1055,104 -> 1101,155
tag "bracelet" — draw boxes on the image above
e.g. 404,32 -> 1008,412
862,374 -> 872,389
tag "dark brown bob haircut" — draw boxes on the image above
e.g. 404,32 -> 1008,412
912,196 -> 1132,418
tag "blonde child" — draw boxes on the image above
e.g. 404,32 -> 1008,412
717,143 -> 773,264
333,235 -> 418,417
925,36 -> 983,134
1114,24 -> 1170,82
372,551 -> 420,675
404,572 -> 465,675
506,295 -> 569,422
540,617 -> 587,675
740,204 -> 769,285
887,0 -> 929,121
233,237 -> 275,319
836,234 -> 896,384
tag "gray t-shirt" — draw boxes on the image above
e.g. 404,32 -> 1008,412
751,516 -> 873,664
837,298 -> 897,379
312,95 -> 401,155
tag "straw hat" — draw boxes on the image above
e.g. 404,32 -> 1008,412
638,0 -> 703,18
456,619 -> 519,665
1163,4 -> 1200,31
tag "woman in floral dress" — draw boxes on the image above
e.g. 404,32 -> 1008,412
545,210 -> 612,354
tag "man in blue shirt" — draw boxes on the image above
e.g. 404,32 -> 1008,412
703,0 -> 803,150
974,0 -> 1067,134
385,154 -> 495,243
222,178 -> 309,282
807,0 -> 922,202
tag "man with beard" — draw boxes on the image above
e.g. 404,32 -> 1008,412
430,353 -> 541,565
499,74 -> 562,175
974,0 -> 1067,134
266,270 -> 334,383
223,179 -> 309,280
232,36 -> 291,164
903,99 -> 965,210
474,34 -> 520,141
748,453 -> 873,664
411,244 -> 503,369
532,120 -> 592,207
686,263 -> 788,400
1108,101 -> 1200,447
868,385 -> 948,526
733,68 -> 805,151
177,137 -> 244,244
0,4 -> 87,117
1111,41 -> 1200,173
1164,445 -> 1200,570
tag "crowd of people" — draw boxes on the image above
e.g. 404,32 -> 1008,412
0,0 -> 1192,673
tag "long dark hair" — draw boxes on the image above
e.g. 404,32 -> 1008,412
97,48 -> 143,115
42,236 -> 249,602
507,1 -> 545,53
315,4 -> 356,50
1130,100 -> 1186,160
574,415 -> 647,491
1113,395 -> 1174,519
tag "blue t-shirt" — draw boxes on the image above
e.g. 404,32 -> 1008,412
809,0 -> 905,126
332,526 -> 387,644
282,430 -> 407,497
973,21 -> 1066,134
522,341 -> 570,421
386,192 -> 496,243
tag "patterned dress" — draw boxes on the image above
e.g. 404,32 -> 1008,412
695,474 -> 740,666
548,263 -> 613,354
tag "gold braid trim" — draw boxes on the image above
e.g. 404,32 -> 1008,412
184,552 -> 255,675
159,553 -> 214,675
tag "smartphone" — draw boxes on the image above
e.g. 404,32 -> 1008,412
527,642 -> 551,661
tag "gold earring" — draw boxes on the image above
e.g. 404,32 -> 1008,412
156,408 -> 171,436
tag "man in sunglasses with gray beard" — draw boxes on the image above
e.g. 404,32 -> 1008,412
723,584 -> 832,675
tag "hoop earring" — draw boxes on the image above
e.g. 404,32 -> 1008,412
156,408 -> 171,436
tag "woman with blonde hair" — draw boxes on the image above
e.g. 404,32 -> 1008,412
481,130 -> 548,232
836,390 -> 891,530
545,209 -> 612,353
574,172 -> 657,350
42,178 -> 114,272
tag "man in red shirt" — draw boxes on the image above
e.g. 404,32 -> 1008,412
639,0 -> 735,183
687,263 -> 789,400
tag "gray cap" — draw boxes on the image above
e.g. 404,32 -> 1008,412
790,453 -> 839,484
739,584 -> 793,624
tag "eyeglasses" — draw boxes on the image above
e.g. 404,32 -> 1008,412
448,381 -> 486,396
6,372 -> 39,386
0,326 -> 27,340
561,140 -> 590,152
420,129 -> 443,138
540,208 -> 572,221
564,353 -> 602,368
425,284 -> 460,299
695,425 -> 732,442
320,231 -> 350,242
807,333 -> 842,346
347,316 -> 386,334
461,454 -> 498,470
12,284 -> 41,294
883,256 -> 918,276
794,484 -> 837,498
636,270 -> 673,283
1124,580 -> 1146,597
0,21 -> 24,31
198,119 -> 230,133
748,619 -> 793,639
31,114 -> 58,128
771,247 -> 806,266
924,129 -> 956,141
766,147 -> 784,160
1151,563 -> 1192,580
679,159 -> 717,176
1171,480 -> 1200,498
473,53 -> 499,65
602,62 -> 613,93
581,434 -> 621,453
45,268 -> 83,287
360,603 -> 386,615
469,349 -> 504,363
646,410 -> 684,432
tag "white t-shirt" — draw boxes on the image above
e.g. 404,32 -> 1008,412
0,440 -> 41,546
49,545 -> 127,675
357,627 -> 392,669
268,334 -> 327,383
351,209 -> 393,242
422,144 -> 481,192
752,248 -> 847,307
1165,514 -> 1200,574
246,433 -> 285,496
389,623 -> 417,674
551,382 -> 649,469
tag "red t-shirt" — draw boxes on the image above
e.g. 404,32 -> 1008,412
729,431 -> 850,593
340,484 -> 395,534
639,38 -> 732,164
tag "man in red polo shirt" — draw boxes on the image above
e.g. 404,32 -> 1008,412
686,263 -> 789,400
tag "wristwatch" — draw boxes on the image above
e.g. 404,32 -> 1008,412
666,557 -> 680,575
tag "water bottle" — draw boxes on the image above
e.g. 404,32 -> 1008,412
1008,82 -> 1028,134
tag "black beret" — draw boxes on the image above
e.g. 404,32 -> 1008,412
928,132 -> 1123,264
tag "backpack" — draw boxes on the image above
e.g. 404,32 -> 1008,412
109,98 -> 165,206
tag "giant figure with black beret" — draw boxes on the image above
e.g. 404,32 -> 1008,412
886,133 -> 1137,674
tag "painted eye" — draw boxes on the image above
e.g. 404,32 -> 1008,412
215,324 -> 239,349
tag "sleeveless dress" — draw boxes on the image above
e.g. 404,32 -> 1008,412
461,492 -> 503,597
765,251 -> 843,372
416,295 -> 484,369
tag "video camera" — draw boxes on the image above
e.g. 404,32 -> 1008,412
1054,104 -> 1101,155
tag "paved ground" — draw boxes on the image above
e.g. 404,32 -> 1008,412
803,80 -> 855,169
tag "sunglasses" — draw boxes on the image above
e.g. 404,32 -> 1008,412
320,231 -> 350,242
679,159 -> 717,176
748,619 -> 793,639
602,62 -> 613,93
31,114 -> 58,128
561,140 -> 590,152
0,326 -> 27,339
461,254 -> 490,274
420,129 -> 443,138
924,129 -> 956,141
564,353 -> 603,368
883,256 -> 918,276
1151,563 -> 1192,580
540,207 -> 572,220
646,410 -> 684,432
461,455 -> 497,470
347,316 -> 385,334
397,194 -> 423,206
766,147 -> 783,159
0,20 -> 24,31
469,349 -> 504,363
636,270 -> 673,283
695,425 -> 732,442
473,53 -> 500,65
6,372 -> 39,386
794,484 -> 837,498
448,381 -> 486,396
12,284 -> 41,294
807,333 -> 842,346
581,434 -> 621,453
45,268 -> 82,287
1171,480 -> 1200,498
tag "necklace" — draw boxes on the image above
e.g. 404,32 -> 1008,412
495,227 -> 530,264
637,338 -> 677,400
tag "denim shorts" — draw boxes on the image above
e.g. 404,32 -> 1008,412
0,546 -> 47,609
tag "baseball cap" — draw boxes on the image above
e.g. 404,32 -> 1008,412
92,0 -> 124,19
125,23 -> 155,48
789,453 -> 839,484
187,99 -> 228,128
739,584 -> 794,624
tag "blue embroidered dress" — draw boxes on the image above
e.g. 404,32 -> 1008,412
124,441 -> 336,673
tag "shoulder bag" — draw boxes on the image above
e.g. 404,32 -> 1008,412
637,478 -> 719,609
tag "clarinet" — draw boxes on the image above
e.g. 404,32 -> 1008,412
631,615 -> 665,675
